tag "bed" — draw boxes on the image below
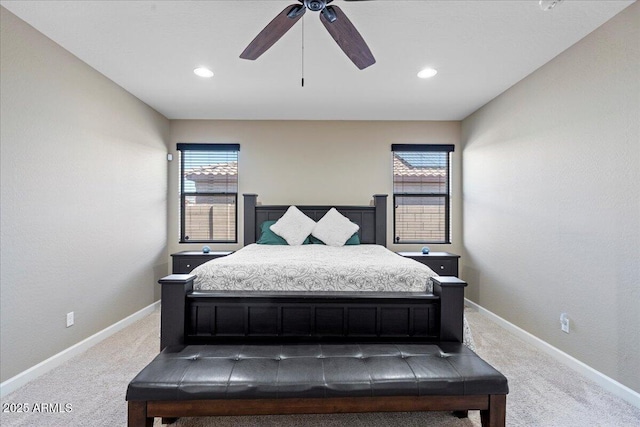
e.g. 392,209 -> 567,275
159,194 -> 471,350
191,244 -> 439,293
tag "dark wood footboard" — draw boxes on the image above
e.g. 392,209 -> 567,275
159,274 -> 194,350
159,275 -> 466,349
432,276 -> 467,342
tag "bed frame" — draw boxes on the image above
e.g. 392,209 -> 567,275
159,194 -> 467,350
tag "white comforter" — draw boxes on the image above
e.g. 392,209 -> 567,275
192,244 -> 437,293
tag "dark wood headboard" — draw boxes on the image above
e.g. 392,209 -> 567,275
243,194 -> 387,246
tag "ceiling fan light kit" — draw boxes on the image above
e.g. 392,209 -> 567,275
240,0 -> 376,70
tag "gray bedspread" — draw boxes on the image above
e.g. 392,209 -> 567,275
192,244 -> 437,292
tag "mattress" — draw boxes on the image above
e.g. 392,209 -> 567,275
191,243 -> 437,293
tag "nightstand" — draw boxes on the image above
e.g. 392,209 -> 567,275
396,252 -> 460,276
171,251 -> 233,274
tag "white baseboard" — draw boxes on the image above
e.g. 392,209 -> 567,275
0,301 -> 160,398
465,298 -> 640,409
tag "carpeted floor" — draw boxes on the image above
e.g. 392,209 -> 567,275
1,309 -> 639,427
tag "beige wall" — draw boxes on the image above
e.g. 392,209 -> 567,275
169,120 -> 463,255
0,8 -> 171,382
461,3 -> 639,392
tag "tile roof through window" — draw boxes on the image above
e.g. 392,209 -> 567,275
185,162 -> 238,180
183,157 -> 442,180
393,154 -> 445,177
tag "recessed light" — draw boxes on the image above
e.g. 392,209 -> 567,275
194,67 -> 214,78
417,68 -> 438,79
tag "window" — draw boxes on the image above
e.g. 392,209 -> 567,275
392,144 -> 454,244
178,143 -> 239,243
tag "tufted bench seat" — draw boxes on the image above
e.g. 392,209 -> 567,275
126,342 -> 508,426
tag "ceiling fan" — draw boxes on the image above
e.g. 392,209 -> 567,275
240,0 -> 376,70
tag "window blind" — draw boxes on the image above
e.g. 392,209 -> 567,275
177,144 -> 240,243
392,144 -> 454,244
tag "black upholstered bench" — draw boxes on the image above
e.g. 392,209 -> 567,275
126,342 -> 508,426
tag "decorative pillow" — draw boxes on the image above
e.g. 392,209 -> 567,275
269,206 -> 316,246
344,232 -> 360,245
257,221 -> 288,245
311,208 -> 360,247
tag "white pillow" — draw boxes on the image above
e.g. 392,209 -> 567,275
269,206 -> 316,246
312,208 -> 360,247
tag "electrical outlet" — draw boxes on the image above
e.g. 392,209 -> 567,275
560,313 -> 569,333
66,311 -> 74,328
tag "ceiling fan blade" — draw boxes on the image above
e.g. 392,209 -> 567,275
240,4 -> 305,60
319,5 -> 375,70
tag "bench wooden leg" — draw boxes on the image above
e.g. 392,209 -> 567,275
128,401 -> 153,427
480,394 -> 506,427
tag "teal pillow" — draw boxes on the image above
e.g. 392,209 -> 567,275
309,232 -> 360,245
345,233 -> 361,245
257,220 -> 311,245
257,221 -> 287,245
309,235 -> 323,245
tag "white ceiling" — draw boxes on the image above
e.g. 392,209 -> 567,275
1,0 -> 634,120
